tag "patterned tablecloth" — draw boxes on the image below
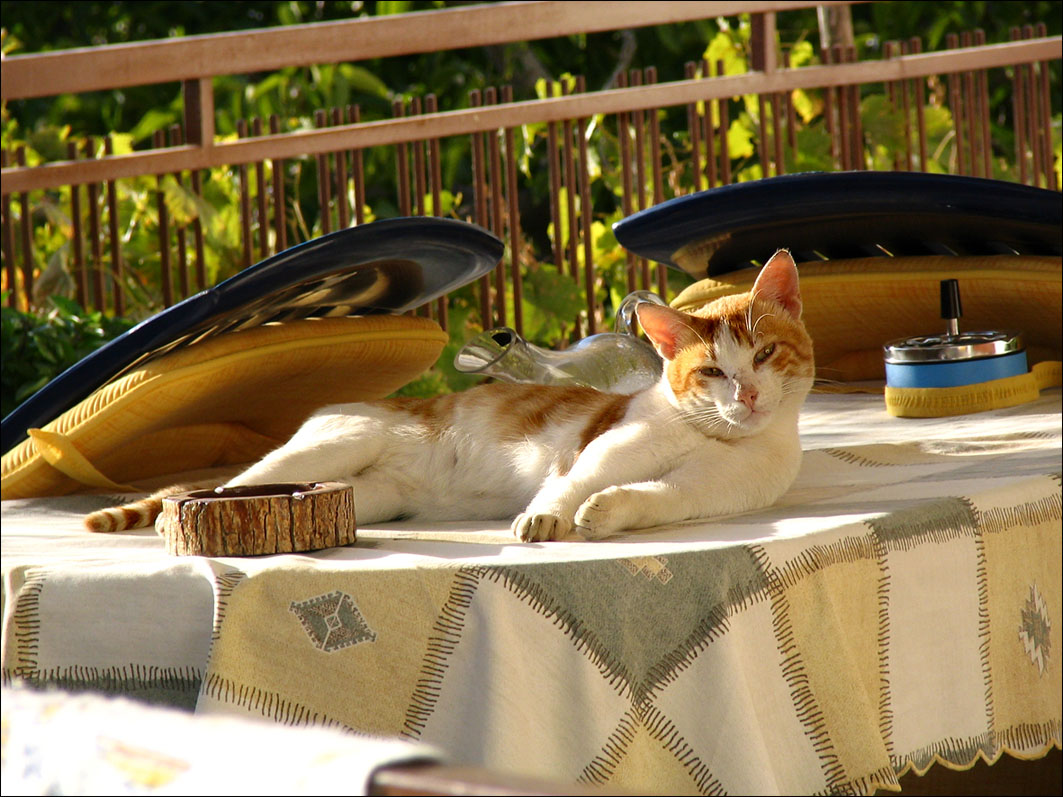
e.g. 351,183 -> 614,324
3,391 -> 1061,795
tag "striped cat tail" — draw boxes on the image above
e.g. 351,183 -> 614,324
84,482 -> 214,532
84,495 -> 166,532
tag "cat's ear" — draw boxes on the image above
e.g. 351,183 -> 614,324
753,249 -> 802,319
635,302 -> 700,361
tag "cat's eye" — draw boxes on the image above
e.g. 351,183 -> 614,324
698,366 -> 724,378
754,343 -> 776,364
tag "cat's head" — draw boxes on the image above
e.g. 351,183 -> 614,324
636,249 -> 814,437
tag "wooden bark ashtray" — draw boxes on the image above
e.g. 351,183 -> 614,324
159,482 -> 356,556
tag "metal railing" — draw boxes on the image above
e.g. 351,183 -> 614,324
2,1 -> 1059,337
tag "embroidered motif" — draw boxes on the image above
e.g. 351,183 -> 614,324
617,556 -> 673,584
1019,583 -> 1050,675
290,591 -> 376,652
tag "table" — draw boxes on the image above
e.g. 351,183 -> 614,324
3,391 -> 1060,795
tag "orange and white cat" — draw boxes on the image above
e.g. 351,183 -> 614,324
86,249 -> 813,542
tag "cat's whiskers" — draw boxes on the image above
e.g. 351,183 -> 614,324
750,309 -> 775,340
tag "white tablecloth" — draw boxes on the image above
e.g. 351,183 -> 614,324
3,391 -> 1061,794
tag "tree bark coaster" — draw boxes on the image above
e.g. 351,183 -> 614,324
159,482 -> 356,556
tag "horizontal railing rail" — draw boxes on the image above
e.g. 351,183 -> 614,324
2,35 -> 1057,194
1,1 -> 858,99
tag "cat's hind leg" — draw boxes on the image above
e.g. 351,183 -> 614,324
343,471 -> 409,525
225,406 -> 390,487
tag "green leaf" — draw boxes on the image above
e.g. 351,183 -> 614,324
727,117 -> 755,159
130,108 -> 180,145
340,64 -> 391,100
376,1 -> 413,16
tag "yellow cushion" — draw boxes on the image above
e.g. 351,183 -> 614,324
1,315 -> 448,499
671,255 -> 1062,383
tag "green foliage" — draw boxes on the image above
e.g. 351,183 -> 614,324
1,293 -> 135,416
2,1 -> 1060,408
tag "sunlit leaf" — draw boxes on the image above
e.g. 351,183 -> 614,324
727,117 -> 755,159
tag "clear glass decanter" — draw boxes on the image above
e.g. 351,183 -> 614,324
453,291 -> 665,394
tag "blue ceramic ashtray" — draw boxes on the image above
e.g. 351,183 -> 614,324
884,331 -> 1027,388
883,278 -> 1028,388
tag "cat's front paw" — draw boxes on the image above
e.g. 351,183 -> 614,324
574,487 -> 631,540
511,512 -> 572,542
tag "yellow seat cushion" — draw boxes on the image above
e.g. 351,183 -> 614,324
1,315 -> 448,499
671,255 -> 1062,383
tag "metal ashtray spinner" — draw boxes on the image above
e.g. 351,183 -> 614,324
883,279 -> 1028,389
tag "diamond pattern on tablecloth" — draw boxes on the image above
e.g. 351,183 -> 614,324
971,474 -> 1062,757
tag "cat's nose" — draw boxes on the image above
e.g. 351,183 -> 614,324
737,386 -> 759,410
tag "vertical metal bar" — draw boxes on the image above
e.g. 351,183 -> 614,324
822,47 -> 839,170
1021,26 -> 1043,187
408,97 -> 431,319
563,82 -> 582,300
547,92 -> 565,273
1009,28 -> 1028,185
86,138 -> 106,310
425,94 -> 447,331
910,37 -> 928,171
960,33 -> 980,178
64,142 -> 87,308
771,89 -> 785,175
501,85 -> 523,337
410,96 -> 427,217
685,62 -> 703,192
644,67 -> 668,299
167,126 -> 189,301
16,148 -> 33,310
756,93 -> 771,177
782,51 -> 797,160
16,150 -> 33,310
752,14 -> 772,177
349,105 -> 366,226
426,95 -> 443,219
269,114 -> 287,254
314,110 -> 333,233
630,69 -> 649,291
2,150 -> 21,309
251,118 -> 269,258
103,137 -> 125,314
150,132 -> 172,306
616,73 -> 637,294
884,41 -> 900,170
330,109 -> 350,230
646,68 -> 664,207
469,89 -> 492,328
701,58 -> 717,190
485,87 -> 506,329
392,100 -> 411,218
972,31 -> 992,179
235,120 -> 253,268
1035,23 -> 1057,191
717,60 -> 731,185
899,41 -> 913,171
190,167 -> 207,290
831,46 -> 850,170
577,93 -> 596,335
945,33 -> 966,175
845,45 -> 863,170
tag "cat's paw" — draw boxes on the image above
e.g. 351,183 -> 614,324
574,487 -> 630,540
511,512 -> 572,542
